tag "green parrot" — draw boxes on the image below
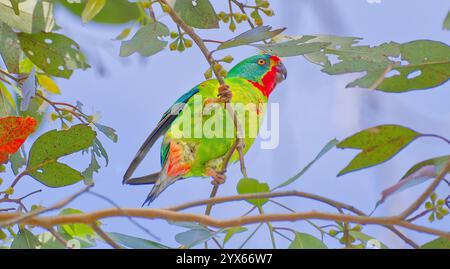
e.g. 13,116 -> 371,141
123,54 -> 287,205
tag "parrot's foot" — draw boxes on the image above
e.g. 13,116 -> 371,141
207,168 -> 227,186
218,84 -> 232,103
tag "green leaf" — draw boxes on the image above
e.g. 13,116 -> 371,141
223,227 -> 247,246
0,22 -> 21,73
273,139 -> 338,190
337,125 -> 421,176
18,32 -> 90,78
92,137 -> 109,165
288,232 -> 327,249
37,232 -> 65,249
0,80 -> 16,112
94,122 -> 118,142
0,0 -> 55,33
9,148 -> 26,175
9,0 -> 18,15
82,0 -> 106,24
443,11 -> 450,30
373,156 -> 450,211
402,155 -> 450,180
58,0 -> 140,24
58,208 -> 97,244
236,178 -> 270,207
349,231 -> 389,249
27,124 -> 96,187
175,228 -> 216,248
217,26 -> 286,50
10,229 -> 41,249
322,40 -> 450,92
421,237 -> 450,249
253,40 -> 330,57
301,35 -> 362,67
174,0 -> 219,29
82,150 -> 100,184
120,22 -> 169,57
108,232 -> 170,249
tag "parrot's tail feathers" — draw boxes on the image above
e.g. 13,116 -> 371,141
123,172 -> 160,185
142,176 -> 179,206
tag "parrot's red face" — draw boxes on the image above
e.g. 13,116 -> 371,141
227,54 -> 287,97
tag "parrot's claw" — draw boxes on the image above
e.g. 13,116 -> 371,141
207,169 -> 227,186
218,84 -> 232,103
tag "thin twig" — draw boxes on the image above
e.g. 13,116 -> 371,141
91,224 -> 123,249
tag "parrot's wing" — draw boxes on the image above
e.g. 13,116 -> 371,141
123,87 -> 200,184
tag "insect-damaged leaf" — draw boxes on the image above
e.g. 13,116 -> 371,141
322,40 -> 450,92
217,26 -> 286,50
337,125 -> 421,176
0,116 -> 37,165
18,32 -> 89,78
27,124 -> 96,187
120,22 -> 169,57
174,0 -> 219,29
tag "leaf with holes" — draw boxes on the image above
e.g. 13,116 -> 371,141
82,151 -> 100,184
337,125 -> 421,176
0,116 -> 37,165
217,26 -> 286,50
27,124 -> 96,187
322,40 -> 450,92
0,22 -> 21,73
174,0 -> 218,29
236,178 -> 270,207
58,0 -> 139,24
82,0 -> 106,24
288,232 -> 327,249
120,22 -> 169,57
18,32 -> 90,78
10,229 -> 41,249
253,40 -> 330,57
0,0 -> 55,33
374,156 -> 450,209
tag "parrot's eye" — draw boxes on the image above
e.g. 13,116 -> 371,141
257,59 -> 267,65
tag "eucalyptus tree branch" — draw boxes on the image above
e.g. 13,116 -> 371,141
1,207 -> 448,240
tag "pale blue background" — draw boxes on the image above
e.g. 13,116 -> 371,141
5,0 -> 450,248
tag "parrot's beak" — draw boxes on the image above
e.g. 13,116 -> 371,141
276,62 -> 288,83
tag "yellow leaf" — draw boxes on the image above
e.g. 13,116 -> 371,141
82,0 -> 107,24
37,75 -> 60,94
0,81 -> 17,111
